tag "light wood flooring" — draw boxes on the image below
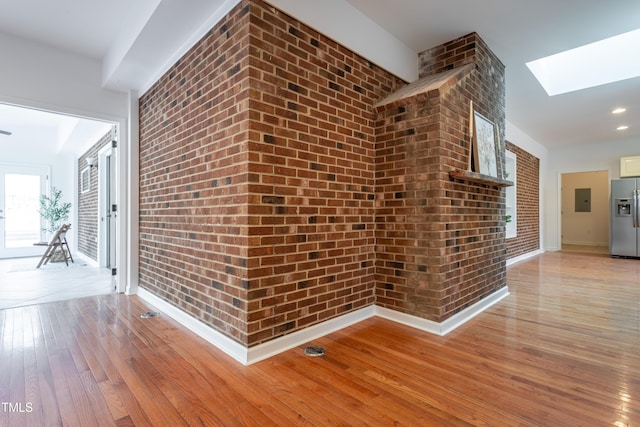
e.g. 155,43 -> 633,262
1,252 -> 639,426
0,257 -> 114,310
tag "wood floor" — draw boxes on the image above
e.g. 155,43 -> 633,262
1,252 -> 639,426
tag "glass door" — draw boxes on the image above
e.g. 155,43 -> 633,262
0,165 -> 48,258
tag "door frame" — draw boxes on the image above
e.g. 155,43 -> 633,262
0,97 -> 134,295
98,141 -> 117,269
557,169 -> 611,251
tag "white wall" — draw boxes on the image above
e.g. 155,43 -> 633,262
543,137 -> 639,251
265,0 -> 417,82
0,33 -> 130,254
506,120 -> 639,253
0,32 -> 128,121
505,120 -> 549,251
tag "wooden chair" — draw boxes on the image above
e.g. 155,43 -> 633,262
34,224 -> 74,268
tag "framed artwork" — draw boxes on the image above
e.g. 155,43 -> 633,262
81,166 -> 90,193
472,111 -> 498,178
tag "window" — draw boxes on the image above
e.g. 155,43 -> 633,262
81,167 -> 90,193
505,150 -> 516,238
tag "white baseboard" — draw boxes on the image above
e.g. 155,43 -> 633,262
247,306 -> 376,364
506,249 -> 542,266
138,288 -> 249,364
562,240 -> 608,247
74,251 -> 98,267
138,286 -> 509,365
375,286 -> 509,336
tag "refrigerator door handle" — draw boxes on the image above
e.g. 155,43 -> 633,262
635,189 -> 640,228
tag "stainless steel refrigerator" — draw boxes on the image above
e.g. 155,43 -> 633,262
610,178 -> 640,258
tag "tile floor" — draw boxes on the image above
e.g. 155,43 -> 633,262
0,256 -> 114,310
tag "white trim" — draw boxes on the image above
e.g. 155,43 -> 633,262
561,240 -> 609,247
114,118 -> 127,294
139,0 -> 242,95
125,91 -> 139,295
506,249 -> 543,266
505,149 -> 517,239
375,287 -> 510,336
98,142 -> 114,268
80,166 -> 90,193
74,251 -> 98,267
138,288 -> 249,364
246,306 -> 376,365
139,286 -> 509,365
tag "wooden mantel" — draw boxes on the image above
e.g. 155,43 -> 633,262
449,169 -> 513,188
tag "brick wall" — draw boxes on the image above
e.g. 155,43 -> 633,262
138,0 -> 404,346
139,1 -> 512,345
505,141 -> 540,258
139,1 -> 252,345
78,130 -> 114,261
244,1 -> 404,345
374,33 -> 507,322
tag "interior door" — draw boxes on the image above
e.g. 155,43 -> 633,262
0,164 -> 49,258
98,143 -> 117,269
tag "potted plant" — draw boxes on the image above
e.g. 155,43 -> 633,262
39,187 -> 72,261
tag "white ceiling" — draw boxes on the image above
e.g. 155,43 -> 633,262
0,104 -> 112,156
343,0 -> 640,147
0,0 -> 639,152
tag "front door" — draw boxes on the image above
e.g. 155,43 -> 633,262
0,164 -> 49,258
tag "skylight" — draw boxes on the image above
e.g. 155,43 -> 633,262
526,29 -> 640,96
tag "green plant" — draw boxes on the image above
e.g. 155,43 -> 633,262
506,214 -> 512,223
39,188 -> 72,234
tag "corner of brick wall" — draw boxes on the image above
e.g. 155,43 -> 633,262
244,0 -> 404,345
374,32 -> 507,323
138,3 -> 514,345
138,0 -> 405,347
138,0 -> 253,345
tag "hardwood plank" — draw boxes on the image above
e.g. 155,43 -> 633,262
126,304 -> 287,426
119,297 -> 299,426
22,307 -> 44,427
8,303 -> 27,427
68,299 -> 153,426
1,251 -> 639,426
98,313 -> 191,426
0,309 -> 14,427
33,305 -> 62,425
43,310 -> 83,426
97,380 -> 129,423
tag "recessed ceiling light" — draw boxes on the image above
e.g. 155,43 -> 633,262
612,107 -> 627,114
526,28 -> 640,96
617,125 -> 629,131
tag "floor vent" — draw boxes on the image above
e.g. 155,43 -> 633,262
140,311 -> 160,319
304,345 -> 326,357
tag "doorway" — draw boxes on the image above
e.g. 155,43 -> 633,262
0,164 -> 49,258
0,101 -> 126,304
561,170 -> 609,254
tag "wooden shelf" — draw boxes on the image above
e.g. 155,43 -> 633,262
449,169 -> 513,188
